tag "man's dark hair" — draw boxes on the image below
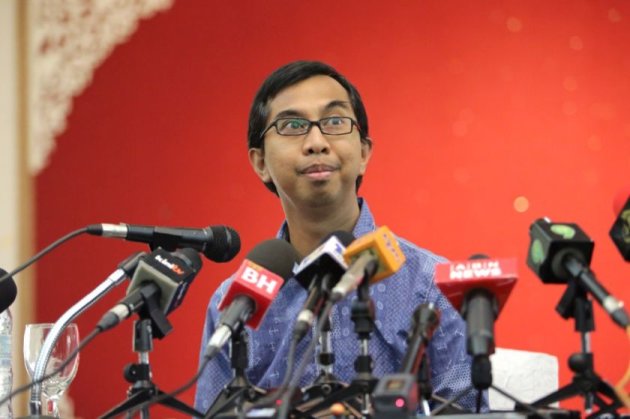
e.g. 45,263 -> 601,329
248,61 -> 372,194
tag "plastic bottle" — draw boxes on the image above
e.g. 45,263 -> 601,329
0,308 -> 13,419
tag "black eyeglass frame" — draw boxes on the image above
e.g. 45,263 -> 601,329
260,116 -> 361,139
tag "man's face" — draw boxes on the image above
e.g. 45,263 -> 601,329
249,75 -> 372,209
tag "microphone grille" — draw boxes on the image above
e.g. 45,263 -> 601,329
204,226 -> 241,262
247,239 -> 300,281
469,253 -> 490,260
0,268 -> 18,312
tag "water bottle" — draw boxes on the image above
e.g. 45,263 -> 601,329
0,308 -> 13,418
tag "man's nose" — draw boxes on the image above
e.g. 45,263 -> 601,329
302,124 -> 330,154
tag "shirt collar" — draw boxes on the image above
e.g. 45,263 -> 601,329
276,197 -> 377,242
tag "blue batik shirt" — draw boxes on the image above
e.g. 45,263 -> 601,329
194,199 -> 485,413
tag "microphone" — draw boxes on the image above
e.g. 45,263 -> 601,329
400,302 -> 441,374
330,226 -> 406,302
610,187 -> 630,262
373,303 -> 440,417
292,231 -> 355,342
436,255 -> 517,390
97,247 -> 202,336
528,217 -> 630,328
0,268 -> 17,312
87,223 -> 240,262
435,256 -> 517,357
205,239 -> 299,359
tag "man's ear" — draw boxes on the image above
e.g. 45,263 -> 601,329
359,137 -> 373,175
248,147 -> 271,183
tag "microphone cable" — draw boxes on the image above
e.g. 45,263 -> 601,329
0,227 -> 88,284
0,327 -> 100,408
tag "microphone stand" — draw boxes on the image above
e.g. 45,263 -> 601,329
295,314 -> 364,418
372,303 -> 439,418
527,280 -> 623,418
431,296 -> 546,418
312,274 -> 339,386
298,276 -> 378,418
100,293 -> 202,418
204,328 -> 266,418
297,274 -> 349,410
430,354 -> 547,417
299,315 -> 345,397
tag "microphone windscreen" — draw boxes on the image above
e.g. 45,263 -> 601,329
0,268 -> 17,312
329,230 -> 355,247
206,226 -> 241,262
246,239 -> 300,281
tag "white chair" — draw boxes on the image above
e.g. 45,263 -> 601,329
489,348 -> 559,410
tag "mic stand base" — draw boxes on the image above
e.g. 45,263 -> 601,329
205,328 -> 267,418
529,353 -> 622,419
204,380 -> 267,419
100,318 -> 202,418
296,377 -> 377,418
301,371 -> 344,400
530,284 -> 624,418
430,384 -> 577,418
99,386 -> 203,418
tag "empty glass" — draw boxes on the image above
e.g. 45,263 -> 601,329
23,323 -> 79,417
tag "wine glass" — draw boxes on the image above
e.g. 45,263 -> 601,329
23,323 -> 79,417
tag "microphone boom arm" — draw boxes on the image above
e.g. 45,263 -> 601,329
29,253 -> 143,414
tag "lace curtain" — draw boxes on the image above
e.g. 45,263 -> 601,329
28,0 -> 173,174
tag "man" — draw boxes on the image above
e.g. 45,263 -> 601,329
194,61 -> 483,414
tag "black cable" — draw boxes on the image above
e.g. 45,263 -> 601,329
0,327 -> 101,408
0,227 -> 88,284
491,385 -> 553,419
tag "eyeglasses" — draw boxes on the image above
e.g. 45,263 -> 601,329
262,116 -> 360,138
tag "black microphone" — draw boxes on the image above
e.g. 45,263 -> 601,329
436,255 -> 517,358
436,255 -> 518,390
292,231 -> 355,342
0,268 -> 17,312
373,303 -> 440,417
87,223 -> 240,262
610,188 -> 630,262
400,302 -> 441,374
528,217 -> 630,328
97,247 -> 202,335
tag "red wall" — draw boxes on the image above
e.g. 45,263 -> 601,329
34,1 -> 630,416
